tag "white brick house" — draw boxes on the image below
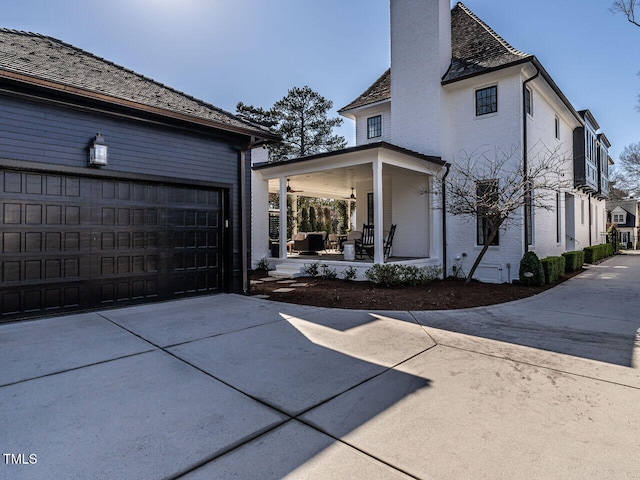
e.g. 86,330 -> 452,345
251,1 -> 612,283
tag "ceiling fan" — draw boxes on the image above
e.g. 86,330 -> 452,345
286,179 -> 303,194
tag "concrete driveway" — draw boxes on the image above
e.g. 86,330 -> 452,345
1,255 -> 639,479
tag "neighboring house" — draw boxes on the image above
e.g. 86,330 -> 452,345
251,0 -> 612,283
0,29 -> 277,320
607,200 -> 639,249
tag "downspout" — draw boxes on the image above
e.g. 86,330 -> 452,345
522,67 -> 540,253
240,136 -> 258,295
441,163 -> 451,278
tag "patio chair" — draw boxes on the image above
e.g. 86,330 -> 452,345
327,233 -> 339,252
383,224 -> 396,260
356,224 -> 375,259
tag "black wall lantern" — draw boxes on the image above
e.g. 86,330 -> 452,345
89,133 -> 108,166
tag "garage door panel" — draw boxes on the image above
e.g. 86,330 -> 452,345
1,170 -> 225,320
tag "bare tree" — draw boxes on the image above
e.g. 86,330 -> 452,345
611,0 -> 639,27
608,168 -> 634,200
442,144 -> 571,285
614,142 -> 640,196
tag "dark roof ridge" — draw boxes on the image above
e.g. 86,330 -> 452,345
0,29 -> 275,137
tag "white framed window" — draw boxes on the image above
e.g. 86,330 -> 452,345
475,86 -> 498,116
556,192 -> 562,243
525,86 -> 533,117
476,179 -> 499,245
367,115 -> 382,139
613,213 -> 625,223
555,116 -> 560,140
525,181 -> 534,246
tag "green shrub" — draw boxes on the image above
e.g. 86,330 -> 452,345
364,264 -> 442,287
540,256 -> 565,284
583,246 -> 598,263
557,255 -> 566,276
320,264 -> 337,279
519,251 -> 545,286
341,266 -> 358,281
562,251 -> 584,272
604,243 -> 614,257
256,257 -> 271,271
583,244 -> 612,264
302,262 -> 320,277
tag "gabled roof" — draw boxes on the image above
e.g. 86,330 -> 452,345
579,109 -> 601,131
340,2 -> 533,112
339,68 -> 391,113
443,2 -> 531,83
0,29 -> 278,140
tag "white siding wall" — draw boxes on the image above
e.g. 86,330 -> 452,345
390,170 -> 430,257
390,0 -> 450,156
250,147 -> 272,267
523,77 -> 574,260
442,70 -> 525,282
354,103 -> 392,145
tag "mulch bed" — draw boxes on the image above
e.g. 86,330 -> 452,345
249,269 -> 584,310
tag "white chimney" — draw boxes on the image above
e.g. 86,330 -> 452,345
390,0 -> 451,156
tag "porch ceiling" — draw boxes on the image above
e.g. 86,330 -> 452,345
268,164 -> 372,199
257,142 -> 446,200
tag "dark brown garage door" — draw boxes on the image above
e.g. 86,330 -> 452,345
1,169 -> 225,320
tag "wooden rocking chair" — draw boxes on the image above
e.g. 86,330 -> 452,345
383,224 -> 396,260
355,224 -> 375,259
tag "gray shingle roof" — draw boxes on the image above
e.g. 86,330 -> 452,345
340,2 -> 532,112
339,68 -> 390,112
0,29 -> 277,139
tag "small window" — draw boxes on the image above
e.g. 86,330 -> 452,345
476,86 -> 498,116
367,192 -> 374,224
525,87 -> 533,116
556,192 -> 561,243
613,213 -> 625,223
525,181 -> 534,246
554,116 -> 560,140
476,179 -> 499,245
367,115 -> 382,139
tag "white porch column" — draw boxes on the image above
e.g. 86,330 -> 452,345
279,177 -> 288,258
372,158 -> 384,264
292,194 -> 298,234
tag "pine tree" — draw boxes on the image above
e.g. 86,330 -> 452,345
237,86 -> 347,162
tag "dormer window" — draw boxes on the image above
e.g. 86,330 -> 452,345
613,213 -> 625,224
476,86 -> 498,116
367,115 -> 382,139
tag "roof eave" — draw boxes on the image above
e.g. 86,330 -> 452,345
338,98 -> 391,117
0,68 -> 280,141
441,56 -> 583,126
252,141 -> 447,171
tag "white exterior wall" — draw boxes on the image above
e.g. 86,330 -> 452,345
442,70 -> 525,283
250,147 -> 271,268
522,75 -> 575,260
390,170 -> 430,257
354,103 -> 392,145
390,0 -> 450,156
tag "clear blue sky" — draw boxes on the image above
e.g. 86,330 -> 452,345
2,0 -> 638,162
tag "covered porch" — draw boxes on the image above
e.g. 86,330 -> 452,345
251,142 -> 446,276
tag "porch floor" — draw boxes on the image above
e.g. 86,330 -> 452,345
282,251 -> 423,263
